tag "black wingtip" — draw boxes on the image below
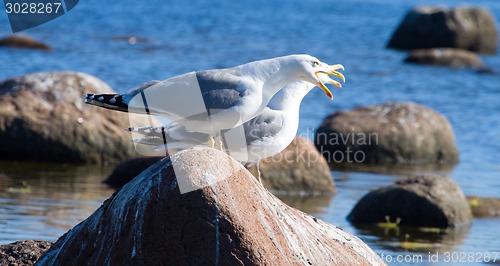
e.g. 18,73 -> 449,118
82,93 -> 129,112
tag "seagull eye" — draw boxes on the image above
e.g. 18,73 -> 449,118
312,61 -> 319,66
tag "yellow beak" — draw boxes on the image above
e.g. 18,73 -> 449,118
315,64 -> 346,99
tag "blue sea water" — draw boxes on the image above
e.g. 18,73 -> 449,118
0,0 -> 499,265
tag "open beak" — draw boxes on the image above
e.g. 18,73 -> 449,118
314,64 -> 346,99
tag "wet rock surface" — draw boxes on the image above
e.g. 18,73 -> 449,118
315,102 -> 459,165
37,147 -> 384,266
387,6 -> 498,54
0,72 -> 146,164
348,175 -> 473,228
0,240 -> 52,266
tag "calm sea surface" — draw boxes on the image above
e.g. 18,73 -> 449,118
1,0 -> 499,265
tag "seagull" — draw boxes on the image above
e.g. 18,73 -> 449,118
126,70 -> 345,181
84,55 -> 344,146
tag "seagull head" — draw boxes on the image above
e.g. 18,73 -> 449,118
286,55 -> 346,99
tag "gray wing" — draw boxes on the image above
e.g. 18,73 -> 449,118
196,69 -> 247,112
118,69 -> 249,121
242,109 -> 284,144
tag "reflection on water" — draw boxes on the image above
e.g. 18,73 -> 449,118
0,161 -> 499,266
352,223 -> 471,253
0,161 -> 114,244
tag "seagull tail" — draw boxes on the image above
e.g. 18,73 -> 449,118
84,93 -> 129,112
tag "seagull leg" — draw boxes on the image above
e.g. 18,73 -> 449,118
256,161 -> 262,184
244,162 -> 262,184
208,135 -> 215,148
216,136 -> 223,151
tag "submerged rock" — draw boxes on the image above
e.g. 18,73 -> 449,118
347,175 -> 473,228
387,6 -> 498,54
0,72 -> 148,164
315,102 -> 459,165
103,156 -> 164,187
37,147 -> 384,265
0,240 -> 52,266
0,35 -> 51,50
466,196 -> 500,218
249,136 -> 335,194
404,48 -> 491,71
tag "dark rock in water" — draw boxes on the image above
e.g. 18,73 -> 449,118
248,136 -> 335,194
404,48 -> 491,71
0,240 -> 52,266
347,175 -> 473,228
315,102 -> 459,165
0,72 -> 148,164
103,156 -> 164,187
387,6 -> 498,54
466,196 -> 500,218
37,147 -> 384,265
0,35 -> 51,50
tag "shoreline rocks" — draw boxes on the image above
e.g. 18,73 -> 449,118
0,240 -> 52,266
37,147 -> 384,265
315,102 -> 459,166
387,6 -> 498,54
347,175 -> 473,228
0,72 -> 148,165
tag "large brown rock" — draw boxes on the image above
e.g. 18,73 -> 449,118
37,147 -> 384,266
0,240 -> 52,266
404,48 -> 491,71
0,35 -> 51,50
315,102 -> 459,165
250,136 -> 335,194
347,175 -> 473,228
0,72 -> 145,164
387,6 -> 498,54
